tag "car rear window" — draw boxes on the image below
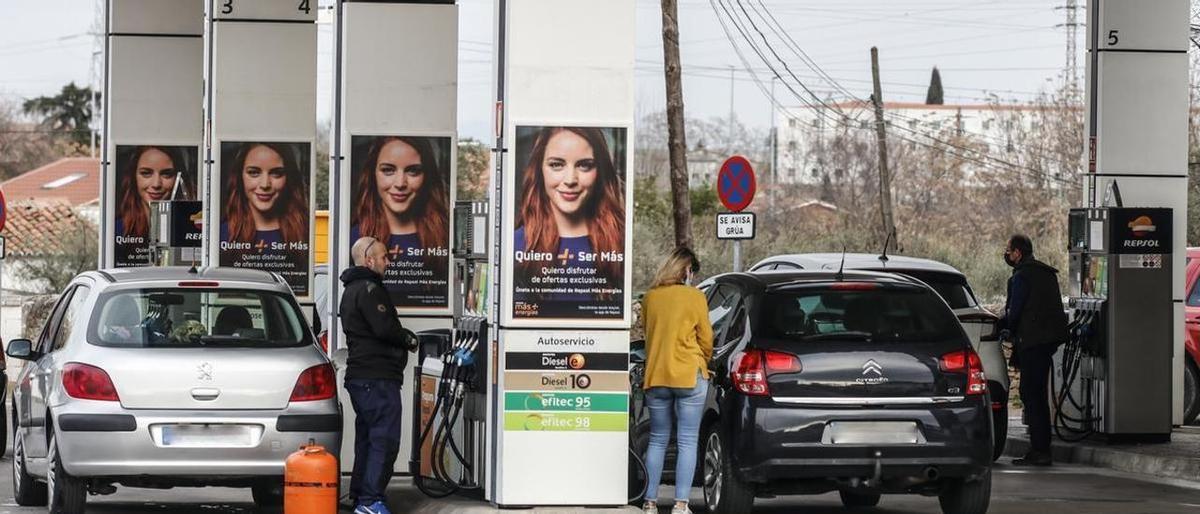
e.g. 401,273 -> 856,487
759,284 -> 965,343
88,288 -> 311,348
892,270 -> 977,309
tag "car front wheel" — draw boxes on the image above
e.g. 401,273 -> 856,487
12,429 -> 47,506
702,427 -> 754,514
47,433 -> 86,514
938,469 -> 991,514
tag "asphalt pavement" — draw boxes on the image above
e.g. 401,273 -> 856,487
0,456 -> 1195,514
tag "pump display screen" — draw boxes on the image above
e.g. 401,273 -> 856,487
1083,256 -> 1108,298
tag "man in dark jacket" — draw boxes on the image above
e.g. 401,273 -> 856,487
1001,234 -> 1068,467
340,237 -> 414,514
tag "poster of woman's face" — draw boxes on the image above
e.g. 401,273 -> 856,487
511,126 -> 628,320
350,135 -> 452,309
218,142 -> 312,296
113,145 -> 198,268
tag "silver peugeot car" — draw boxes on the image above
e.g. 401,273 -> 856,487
6,267 -> 341,513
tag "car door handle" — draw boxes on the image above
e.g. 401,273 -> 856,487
191,388 -> 221,401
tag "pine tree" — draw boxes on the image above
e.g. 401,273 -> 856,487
925,67 -> 945,105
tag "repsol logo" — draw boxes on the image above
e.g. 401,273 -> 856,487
1123,239 -> 1160,248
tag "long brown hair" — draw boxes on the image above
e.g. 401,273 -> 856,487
223,143 -> 309,243
117,146 -> 193,237
354,136 -> 449,272
517,127 -> 625,283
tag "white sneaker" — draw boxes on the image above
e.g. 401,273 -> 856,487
642,501 -> 657,514
671,504 -> 692,514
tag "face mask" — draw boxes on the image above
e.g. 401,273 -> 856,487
1004,252 -> 1016,267
684,270 -> 694,286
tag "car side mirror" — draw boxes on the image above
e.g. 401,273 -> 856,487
6,339 -> 39,361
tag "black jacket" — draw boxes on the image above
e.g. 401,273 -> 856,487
339,266 -> 411,381
1002,257 -> 1068,351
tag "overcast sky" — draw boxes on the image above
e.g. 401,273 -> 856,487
0,0 -> 1073,141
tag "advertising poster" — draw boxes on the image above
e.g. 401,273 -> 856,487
218,141 -> 312,296
511,126 -> 628,320
349,135 -> 452,309
113,145 -> 199,268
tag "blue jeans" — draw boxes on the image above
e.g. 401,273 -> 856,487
643,373 -> 709,502
345,379 -> 403,506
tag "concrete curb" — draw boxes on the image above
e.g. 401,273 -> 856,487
1004,433 -> 1200,484
387,479 -> 639,514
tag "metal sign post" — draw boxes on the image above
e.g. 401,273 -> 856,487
717,155 -> 757,272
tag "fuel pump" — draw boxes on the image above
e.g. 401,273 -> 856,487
1061,207 -> 1173,441
410,202 -> 491,498
147,198 -> 203,266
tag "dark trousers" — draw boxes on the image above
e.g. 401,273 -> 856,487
1017,344 -> 1055,453
345,378 -> 403,505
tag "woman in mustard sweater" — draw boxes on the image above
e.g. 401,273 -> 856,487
641,247 -> 713,514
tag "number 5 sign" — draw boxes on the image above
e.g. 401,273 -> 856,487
213,0 -> 316,21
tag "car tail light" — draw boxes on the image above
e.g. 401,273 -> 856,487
731,350 -> 802,396
939,349 -> 987,395
830,282 -> 881,291
291,364 -> 336,402
318,331 -> 329,354
63,363 -> 120,402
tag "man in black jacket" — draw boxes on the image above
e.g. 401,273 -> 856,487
340,237 -> 413,514
1001,234 -> 1068,467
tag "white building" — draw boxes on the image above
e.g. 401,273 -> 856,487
774,101 -> 1059,185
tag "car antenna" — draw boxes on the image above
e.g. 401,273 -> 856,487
879,230 -> 893,263
835,245 -> 847,282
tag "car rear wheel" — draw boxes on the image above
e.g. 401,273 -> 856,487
992,400 -> 1008,461
938,469 -> 991,514
11,430 -> 47,506
702,427 -> 754,514
1184,358 -> 1199,425
840,490 -> 881,508
252,478 -> 284,508
47,433 -> 86,514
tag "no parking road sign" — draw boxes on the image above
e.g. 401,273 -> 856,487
717,156 -> 756,212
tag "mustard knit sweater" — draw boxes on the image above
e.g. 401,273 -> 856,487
642,284 -> 714,389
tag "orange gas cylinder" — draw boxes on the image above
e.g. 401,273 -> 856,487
284,442 -> 339,514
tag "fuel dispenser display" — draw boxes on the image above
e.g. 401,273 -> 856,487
1063,207 -> 1173,441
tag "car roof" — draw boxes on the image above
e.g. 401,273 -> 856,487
753,253 -> 964,276
92,266 -> 286,286
714,269 -> 927,293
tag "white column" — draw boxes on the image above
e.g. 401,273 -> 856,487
1086,0 -> 1190,424
204,0 -> 317,298
330,0 -> 459,474
103,0 -> 204,269
491,0 -> 636,506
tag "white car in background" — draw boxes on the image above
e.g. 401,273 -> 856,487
750,253 -> 1009,460
6,267 -> 341,514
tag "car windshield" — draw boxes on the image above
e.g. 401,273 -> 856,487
890,270 -> 977,309
89,288 -> 310,348
759,284 -> 965,343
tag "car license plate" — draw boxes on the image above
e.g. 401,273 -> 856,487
822,421 -> 925,445
159,425 -> 258,448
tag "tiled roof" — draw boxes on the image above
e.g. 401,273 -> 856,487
1,157 -> 100,207
4,200 -> 96,258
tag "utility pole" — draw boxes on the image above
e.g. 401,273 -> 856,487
728,65 -> 736,153
870,47 -> 897,252
769,76 -> 777,211
661,0 -> 692,249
